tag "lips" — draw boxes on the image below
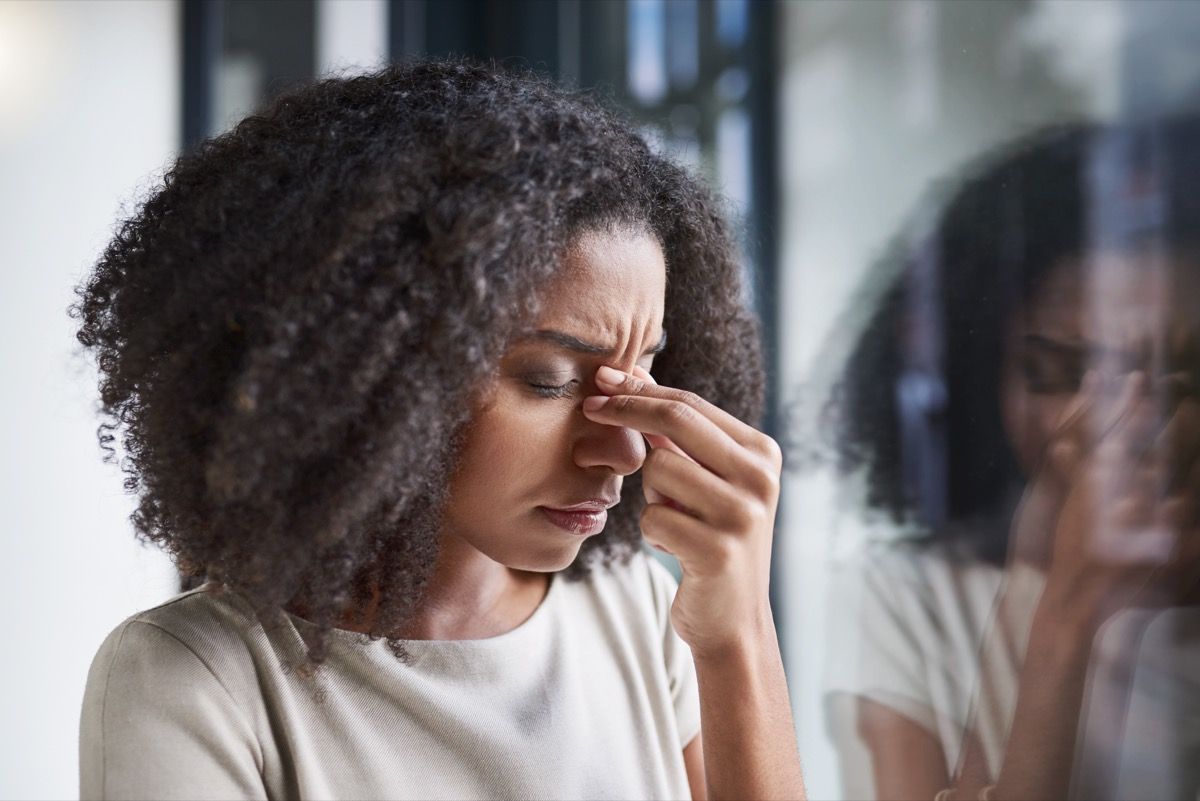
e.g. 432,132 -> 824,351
539,506 -> 609,536
548,497 -> 620,513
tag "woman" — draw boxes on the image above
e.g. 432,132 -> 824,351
72,61 -> 804,800
824,118 -> 1200,800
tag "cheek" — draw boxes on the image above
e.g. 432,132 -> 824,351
450,395 -> 574,498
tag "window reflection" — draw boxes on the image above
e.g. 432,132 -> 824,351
821,116 -> 1200,801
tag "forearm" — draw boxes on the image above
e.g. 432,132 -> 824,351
954,588 -> 1099,801
693,614 -> 807,801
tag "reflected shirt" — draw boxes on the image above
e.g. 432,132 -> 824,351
823,541 -> 1200,800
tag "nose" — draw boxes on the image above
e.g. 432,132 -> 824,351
572,414 -> 647,477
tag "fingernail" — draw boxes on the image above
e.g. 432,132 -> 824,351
596,365 -> 626,387
583,395 -> 609,412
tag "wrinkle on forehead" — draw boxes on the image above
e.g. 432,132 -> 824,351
536,227 -> 667,368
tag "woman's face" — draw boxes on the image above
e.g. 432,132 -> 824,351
440,226 -> 667,571
1000,250 -> 1200,479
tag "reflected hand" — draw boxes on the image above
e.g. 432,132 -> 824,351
1028,370 -> 1200,630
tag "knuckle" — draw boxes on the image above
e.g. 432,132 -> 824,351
728,498 -> 766,532
662,400 -> 696,425
710,535 -> 739,568
756,434 -> 784,468
676,389 -> 704,409
626,375 -> 649,395
735,451 -> 779,499
612,394 -> 639,413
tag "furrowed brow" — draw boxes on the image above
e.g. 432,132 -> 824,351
521,329 -> 667,357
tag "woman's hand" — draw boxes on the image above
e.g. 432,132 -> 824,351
583,364 -> 783,658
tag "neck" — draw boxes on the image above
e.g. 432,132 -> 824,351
335,531 -> 549,640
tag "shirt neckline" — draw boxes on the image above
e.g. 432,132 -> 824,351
285,569 -> 562,652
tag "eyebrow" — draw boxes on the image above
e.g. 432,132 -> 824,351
519,329 -> 668,357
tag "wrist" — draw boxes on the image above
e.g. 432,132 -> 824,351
689,607 -> 778,666
1027,593 -> 1096,669
1035,576 -> 1107,642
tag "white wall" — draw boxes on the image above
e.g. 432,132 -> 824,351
0,2 -> 181,798
316,0 -> 389,78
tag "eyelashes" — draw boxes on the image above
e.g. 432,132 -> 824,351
520,359 -> 652,400
527,380 -> 580,399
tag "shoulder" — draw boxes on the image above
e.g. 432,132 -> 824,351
80,589 -> 270,798
93,584 -> 265,661
83,584 -> 289,716
824,540 -> 1005,679
833,539 -> 1001,606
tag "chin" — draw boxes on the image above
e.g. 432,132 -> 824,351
490,539 -> 583,573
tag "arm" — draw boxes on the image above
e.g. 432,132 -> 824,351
684,732 -> 707,801
585,365 -> 806,801
856,699 -> 950,801
692,623 -> 806,801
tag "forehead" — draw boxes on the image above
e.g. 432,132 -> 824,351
536,227 -> 667,333
1024,251 -> 1200,345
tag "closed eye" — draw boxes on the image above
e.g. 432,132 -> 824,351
527,380 -> 579,399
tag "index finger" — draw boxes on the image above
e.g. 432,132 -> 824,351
582,389 -> 749,482
629,367 -> 694,462
593,364 -> 773,456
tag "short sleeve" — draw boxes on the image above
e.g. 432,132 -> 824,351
79,619 -> 267,801
822,554 -> 936,732
644,552 -> 702,747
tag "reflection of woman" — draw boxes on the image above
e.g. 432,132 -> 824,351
825,119 -> 1200,800
73,62 -> 805,800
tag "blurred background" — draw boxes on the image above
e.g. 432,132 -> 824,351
4,1 -> 1200,798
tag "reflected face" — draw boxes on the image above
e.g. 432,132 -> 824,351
1000,250 -> 1200,477
440,226 -> 667,571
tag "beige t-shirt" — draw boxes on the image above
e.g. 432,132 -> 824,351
79,550 -> 701,801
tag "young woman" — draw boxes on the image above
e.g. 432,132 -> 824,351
72,61 -> 805,800
824,118 -> 1200,801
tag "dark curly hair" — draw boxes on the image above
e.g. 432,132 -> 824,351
827,116 -> 1200,564
70,60 -> 764,665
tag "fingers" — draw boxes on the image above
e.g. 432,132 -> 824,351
629,366 -> 693,462
592,364 -> 779,464
640,446 -> 745,529
583,389 -> 754,484
639,501 -> 727,572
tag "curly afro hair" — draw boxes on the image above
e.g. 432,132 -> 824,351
70,60 -> 764,665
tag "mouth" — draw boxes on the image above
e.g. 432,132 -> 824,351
537,506 -> 609,537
